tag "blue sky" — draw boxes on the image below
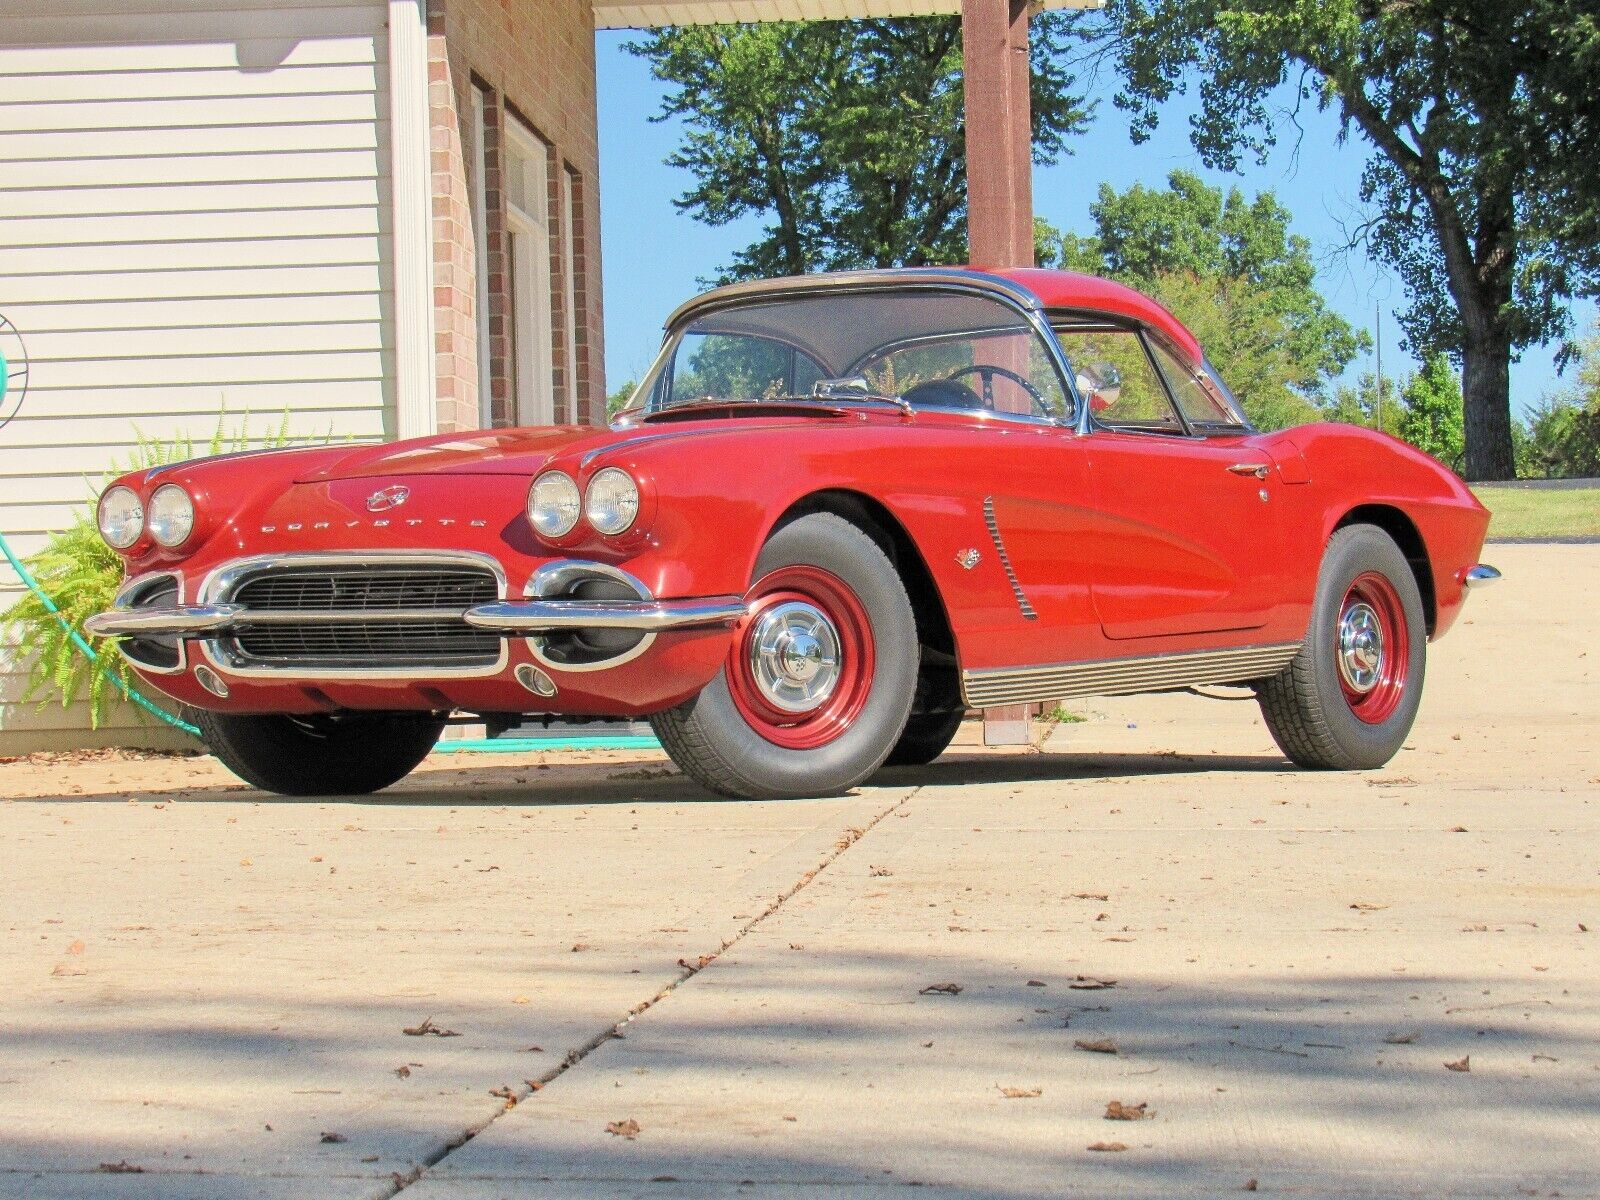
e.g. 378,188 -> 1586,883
596,29 -> 1591,413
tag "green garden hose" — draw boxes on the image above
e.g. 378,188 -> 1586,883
0,529 -> 201,736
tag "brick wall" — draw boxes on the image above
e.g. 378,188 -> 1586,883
426,0 -> 605,432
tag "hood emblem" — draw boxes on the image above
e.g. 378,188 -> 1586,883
366,485 -> 410,512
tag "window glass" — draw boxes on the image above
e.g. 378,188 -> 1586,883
1148,339 -> 1240,427
663,334 -> 824,404
642,291 -> 1071,422
1053,326 -> 1181,431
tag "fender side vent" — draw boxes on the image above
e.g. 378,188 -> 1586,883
983,496 -> 1037,621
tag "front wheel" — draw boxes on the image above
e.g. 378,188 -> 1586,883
651,513 -> 918,799
196,709 -> 445,795
1256,524 -> 1426,770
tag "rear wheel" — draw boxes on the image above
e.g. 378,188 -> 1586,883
196,709 -> 444,796
882,708 -> 965,766
1257,524 -> 1426,770
650,513 -> 918,799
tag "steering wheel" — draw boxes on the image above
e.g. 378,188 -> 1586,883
944,364 -> 1052,417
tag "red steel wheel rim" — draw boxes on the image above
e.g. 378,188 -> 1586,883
727,565 -> 875,750
1335,571 -> 1409,725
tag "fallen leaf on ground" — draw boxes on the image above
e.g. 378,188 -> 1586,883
1533,1054 -> 1558,1062
1026,979 -> 1046,987
606,1118 -> 641,1139
1244,1180 -> 1258,1192
1075,1038 -> 1118,1054
1069,976 -> 1117,990
678,955 -> 714,970
869,866 -> 893,877
999,1086 -> 1042,1098
489,1086 -> 516,1104
393,1065 -> 411,1079
521,1045 -> 544,1053
1349,902 -> 1388,911
1087,1142 -> 1128,1152
920,982 -> 962,995
1383,1032 -> 1419,1044
1449,826 -> 1468,833
1104,1100 -> 1150,1120
1444,1056 -> 1471,1072
1073,892 -> 1109,901
97,1161 -> 143,1173
319,1132 -> 346,1144
570,943 -> 591,952
402,1017 -> 460,1038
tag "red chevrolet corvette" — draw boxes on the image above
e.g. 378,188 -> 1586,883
87,268 -> 1495,799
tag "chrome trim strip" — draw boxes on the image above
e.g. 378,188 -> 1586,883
663,268 -> 1046,332
1463,564 -> 1501,589
466,597 -> 747,633
983,496 -> 1037,621
962,642 -> 1301,708
198,550 -> 509,681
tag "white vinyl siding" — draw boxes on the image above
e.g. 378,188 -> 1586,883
0,0 -> 394,752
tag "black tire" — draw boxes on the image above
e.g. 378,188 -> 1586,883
882,708 -> 965,766
1257,524 -> 1426,770
650,512 -> 919,799
196,709 -> 444,796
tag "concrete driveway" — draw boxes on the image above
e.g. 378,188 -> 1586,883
1,543 -> 1595,1199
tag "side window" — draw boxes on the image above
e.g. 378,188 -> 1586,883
1147,339 -> 1239,427
1053,326 -> 1182,432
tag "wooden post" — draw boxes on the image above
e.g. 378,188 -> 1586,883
963,0 -> 1037,745
961,0 -> 1034,269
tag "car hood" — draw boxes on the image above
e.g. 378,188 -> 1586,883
296,416 -> 845,482
294,426 -> 612,481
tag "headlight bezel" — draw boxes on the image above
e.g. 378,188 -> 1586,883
527,470 -> 583,539
97,485 -> 145,550
146,483 -> 196,548
583,467 -> 641,536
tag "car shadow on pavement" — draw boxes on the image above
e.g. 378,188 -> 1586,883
6,746 -> 1295,807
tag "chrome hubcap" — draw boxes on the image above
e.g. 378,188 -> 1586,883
747,601 -> 842,713
1337,601 -> 1384,694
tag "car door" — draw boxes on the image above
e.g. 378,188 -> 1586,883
1058,322 -> 1288,641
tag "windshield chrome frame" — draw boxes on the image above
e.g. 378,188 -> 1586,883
640,272 -> 1084,430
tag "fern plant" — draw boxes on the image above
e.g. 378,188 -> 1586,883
2,413 -> 312,729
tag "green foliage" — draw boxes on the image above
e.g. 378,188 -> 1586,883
606,379 -> 639,418
629,17 -> 1091,282
1322,372 -> 1404,439
1518,322 -> 1600,479
1038,171 -> 1364,429
1096,0 -> 1600,479
1397,354 -> 1465,472
1,415 -> 306,728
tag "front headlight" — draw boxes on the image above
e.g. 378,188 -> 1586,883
584,468 -> 640,535
146,484 -> 195,548
97,486 -> 144,550
528,470 -> 581,538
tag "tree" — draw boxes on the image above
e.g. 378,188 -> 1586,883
1397,353 -> 1464,471
1098,0 -> 1600,480
629,18 -> 1090,283
1038,171 -> 1365,429
1523,321 -> 1600,479
1324,372 -> 1403,438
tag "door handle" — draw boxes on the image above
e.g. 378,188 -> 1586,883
1228,462 -> 1270,479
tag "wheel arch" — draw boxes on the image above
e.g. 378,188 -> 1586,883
1333,504 -> 1437,636
767,489 -> 958,667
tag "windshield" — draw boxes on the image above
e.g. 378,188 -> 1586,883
639,289 -> 1073,421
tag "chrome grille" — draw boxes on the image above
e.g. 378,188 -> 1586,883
220,562 -> 502,671
233,568 -> 497,613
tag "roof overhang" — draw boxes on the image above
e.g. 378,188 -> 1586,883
595,0 -> 1100,30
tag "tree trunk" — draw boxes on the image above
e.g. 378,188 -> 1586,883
1460,332 -> 1516,481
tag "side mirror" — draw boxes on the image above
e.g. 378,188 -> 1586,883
1077,362 -> 1122,413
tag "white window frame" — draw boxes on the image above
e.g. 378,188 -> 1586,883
470,82 -> 493,427
503,114 -> 555,427
561,164 -> 581,420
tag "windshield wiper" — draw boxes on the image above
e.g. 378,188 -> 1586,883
806,377 -> 914,418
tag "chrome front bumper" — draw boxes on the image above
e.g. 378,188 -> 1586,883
85,595 -> 746,639
1462,563 -> 1501,590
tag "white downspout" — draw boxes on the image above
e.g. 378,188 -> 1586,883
387,0 -> 438,440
